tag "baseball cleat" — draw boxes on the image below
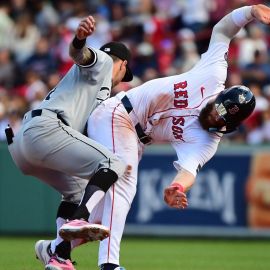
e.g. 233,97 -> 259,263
35,240 -> 53,265
45,255 -> 76,270
100,265 -> 126,270
59,219 -> 110,242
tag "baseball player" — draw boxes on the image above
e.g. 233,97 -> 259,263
56,4 -> 270,270
5,16 -> 134,270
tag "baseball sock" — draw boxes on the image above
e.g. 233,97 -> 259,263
100,263 -> 119,270
51,201 -> 79,259
55,241 -> 72,260
72,168 -> 118,220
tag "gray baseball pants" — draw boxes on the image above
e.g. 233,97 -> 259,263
8,109 -> 126,203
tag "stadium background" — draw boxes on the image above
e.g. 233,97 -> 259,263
0,0 -> 270,269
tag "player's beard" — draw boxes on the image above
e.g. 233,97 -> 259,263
198,102 -> 214,130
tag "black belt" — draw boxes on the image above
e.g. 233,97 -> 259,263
5,125 -> 14,145
121,96 -> 151,145
31,109 -> 69,126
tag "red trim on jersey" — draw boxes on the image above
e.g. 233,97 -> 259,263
157,115 -> 222,140
148,93 -> 218,118
107,104 -> 119,262
107,184 -> 115,262
159,114 -> 199,120
111,105 -> 118,153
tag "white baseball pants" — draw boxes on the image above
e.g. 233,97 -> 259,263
88,96 -> 144,266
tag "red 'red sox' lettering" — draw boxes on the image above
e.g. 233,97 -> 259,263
172,116 -> 185,140
174,81 -> 188,108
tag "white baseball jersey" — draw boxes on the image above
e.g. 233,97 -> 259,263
87,41 -> 229,266
122,41 -> 228,175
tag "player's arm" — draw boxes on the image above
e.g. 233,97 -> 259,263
69,15 -> 96,66
164,135 -> 220,209
210,4 -> 270,45
164,169 -> 194,209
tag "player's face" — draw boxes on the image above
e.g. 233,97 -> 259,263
112,60 -> 127,87
119,60 -> 127,81
199,100 -> 226,131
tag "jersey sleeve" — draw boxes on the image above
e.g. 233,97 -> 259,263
171,133 -> 220,176
76,47 -> 98,68
202,42 -> 229,65
191,42 -> 229,89
193,42 -> 229,71
75,48 -> 113,82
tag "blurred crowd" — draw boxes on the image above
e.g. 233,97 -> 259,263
0,0 -> 270,145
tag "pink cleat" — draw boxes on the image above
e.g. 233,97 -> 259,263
45,255 -> 76,270
59,219 -> 110,242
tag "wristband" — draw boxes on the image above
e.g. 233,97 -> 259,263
170,182 -> 184,192
72,36 -> 86,49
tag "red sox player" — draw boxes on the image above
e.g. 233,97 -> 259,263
39,4 -> 269,270
78,5 -> 267,270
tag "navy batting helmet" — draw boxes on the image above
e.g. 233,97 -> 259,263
212,85 -> 256,133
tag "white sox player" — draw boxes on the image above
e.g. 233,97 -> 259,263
5,16 -> 134,270
58,5 -> 270,270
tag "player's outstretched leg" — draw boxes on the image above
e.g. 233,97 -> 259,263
59,219 -> 110,242
59,168 -> 119,242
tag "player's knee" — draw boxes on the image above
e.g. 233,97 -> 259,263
90,167 -> 119,192
90,157 -> 127,192
108,156 -> 126,178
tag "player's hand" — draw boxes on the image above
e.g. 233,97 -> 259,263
251,4 -> 270,25
164,185 -> 188,209
76,16 -> 96,40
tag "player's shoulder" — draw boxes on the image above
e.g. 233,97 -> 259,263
76,46 -> 112,70
188,42 -> 229,82
91,47 -> 112,62
200,42 -> 229,63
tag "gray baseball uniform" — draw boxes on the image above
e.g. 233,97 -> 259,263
8,47 -> 125,203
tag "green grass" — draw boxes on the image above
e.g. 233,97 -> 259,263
0,236 -> 270,270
